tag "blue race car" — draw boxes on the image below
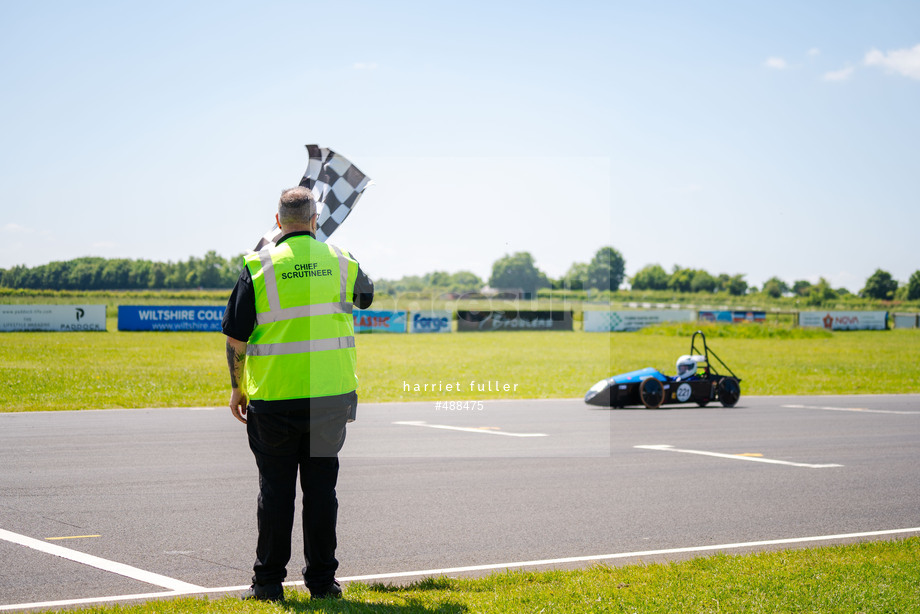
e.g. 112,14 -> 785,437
585,331 -> 741,408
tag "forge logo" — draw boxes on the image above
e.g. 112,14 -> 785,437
410,312 -> 451,333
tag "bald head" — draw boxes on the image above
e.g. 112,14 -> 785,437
277,187 -> 317,230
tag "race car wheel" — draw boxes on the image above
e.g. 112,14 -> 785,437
696,399 -> 710,407
718,377 -> 741,408
639,378 -> 665,409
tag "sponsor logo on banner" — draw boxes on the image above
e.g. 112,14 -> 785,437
584,310 -> 694,332
799,311 -> 888,331
0,305 -> 106,332
118,306 -> 225,331
409,311 -> 452,333
354,310 -> 407,333
699,310 -> 766,323
456,310 -> 573,332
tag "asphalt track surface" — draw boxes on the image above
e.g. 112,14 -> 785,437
2,394 -> 919,610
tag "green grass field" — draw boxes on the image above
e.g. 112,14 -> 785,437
2,319 -> 919,411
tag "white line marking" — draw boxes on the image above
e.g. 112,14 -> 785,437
0,591 -> 188,612
635,444 -> 842,468
0,528 -> 203,592
335,526 -> 920,581
4,527 -> 920,611
782,404 -> 920,415
393,421 -> 548,437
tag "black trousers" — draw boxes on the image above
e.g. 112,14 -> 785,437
246,406 -> 347,589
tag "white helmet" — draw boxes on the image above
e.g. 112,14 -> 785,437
675,355 -> 697,380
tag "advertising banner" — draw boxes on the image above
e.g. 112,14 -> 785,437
0,305 -> 106,332
584,310 -> 694,332
118,306 -> 225,332
409,310 -> 452,333
354,310 -> 407,333
799,311 -> 888,331
456,310 -> 573,332
699,310 -> 766,323
893,313 -> 918,329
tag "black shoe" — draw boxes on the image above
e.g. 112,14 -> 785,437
310,579 -> 342,600
241,583 -> 284,602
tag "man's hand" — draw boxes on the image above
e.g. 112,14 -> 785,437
230,387 -> 249,424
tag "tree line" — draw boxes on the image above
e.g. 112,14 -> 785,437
2,246 -> 918,302
630,265 -> 920,302
0,246 -> 627,294
0,252 -> 244,291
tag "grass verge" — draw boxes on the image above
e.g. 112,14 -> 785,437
61,538 -> 920,613
637,321 -> 834,339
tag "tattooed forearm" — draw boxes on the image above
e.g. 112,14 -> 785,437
225,338 -> 247,389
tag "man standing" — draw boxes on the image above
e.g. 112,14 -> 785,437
222,186 -> 373,602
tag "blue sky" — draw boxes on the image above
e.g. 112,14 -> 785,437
1,1 -> 918,291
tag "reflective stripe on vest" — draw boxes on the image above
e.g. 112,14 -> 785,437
246,336 -> 356,357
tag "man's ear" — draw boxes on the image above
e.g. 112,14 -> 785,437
275,213 -> 281,229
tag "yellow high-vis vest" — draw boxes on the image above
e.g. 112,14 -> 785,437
243,234 -> 359,401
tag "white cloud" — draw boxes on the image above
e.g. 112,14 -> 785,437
353,62 -> 379,70
824,66 -> 854,82
764,57 -> 787,69
2,223 -> 31,234
807,48 -> 821,57
864,43 -> 920,80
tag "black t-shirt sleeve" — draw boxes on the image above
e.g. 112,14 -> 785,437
350,254 -> 374,310
222,265 -> 256,341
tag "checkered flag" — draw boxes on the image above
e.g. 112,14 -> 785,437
253,145 -> 373,250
